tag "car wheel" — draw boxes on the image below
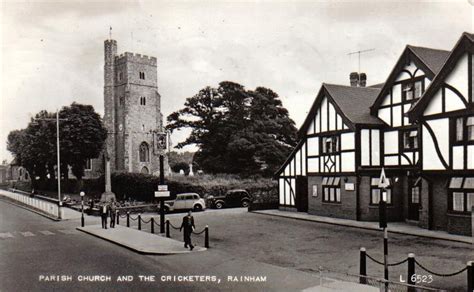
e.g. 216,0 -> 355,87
241,200 -> 250,207
163,206 -> 170,213
193,204 -> 203,211
215,202 -> 224,209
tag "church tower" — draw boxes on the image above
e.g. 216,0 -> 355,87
103,39 -> 164,175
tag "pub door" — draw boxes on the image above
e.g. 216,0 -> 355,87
408,178 -> 421,221
295,176 -> 308,212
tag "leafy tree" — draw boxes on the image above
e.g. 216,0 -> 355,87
167,81 -> 297,176
7,103 -> 107,186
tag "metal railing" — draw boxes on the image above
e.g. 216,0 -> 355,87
115,211 -> 209,248
360,247 -> 473,292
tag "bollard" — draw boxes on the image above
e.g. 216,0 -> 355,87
138,214 -> 142,230
127,212 -> 130,227
166,220 -> 170,238
407,253 -> 415,292
468,261 -> 473,292
151,218 -> 155,234
359,247 -> 367,284
116,210 -> 119,225
205,225 -> 209,248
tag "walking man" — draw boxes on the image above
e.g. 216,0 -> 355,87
109,200 -> 116,228
180,210 -> 195,250
100,203 -> 108,229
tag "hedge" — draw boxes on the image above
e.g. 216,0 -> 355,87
33,172 -> 279,204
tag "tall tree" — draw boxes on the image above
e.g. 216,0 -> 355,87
167,82 -> 297,176
7,103 -> 107,185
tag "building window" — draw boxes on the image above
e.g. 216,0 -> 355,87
448,177 -> 474,213
402,79 -> 423,101
322,176 -> 341,203
468,117 -> 474,141
321,135 -> 339,154
139,142 -> 150,162
370,177 -> 392,205
85,159 -> 92,170
453,116 -> 474,144
140,96 -> 146,106
141,166 -> 149,174
139,72 -> 145,80
411,177 -> 421,205
402,129 -> 419,150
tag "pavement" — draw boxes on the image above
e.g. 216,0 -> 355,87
77,224 -> 207,254
253,209 -> 473,244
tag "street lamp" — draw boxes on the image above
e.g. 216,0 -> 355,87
32,109 -> 67,219
80,191 -> 85,227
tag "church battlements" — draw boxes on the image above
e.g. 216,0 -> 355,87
114,52 -> 157,66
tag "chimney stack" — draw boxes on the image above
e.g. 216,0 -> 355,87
359,73 -> 367,87
350,72 -> 359,87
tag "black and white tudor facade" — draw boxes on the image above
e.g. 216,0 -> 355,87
277,32 -> 474,236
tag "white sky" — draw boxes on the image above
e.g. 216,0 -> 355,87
0,0 -> 472,162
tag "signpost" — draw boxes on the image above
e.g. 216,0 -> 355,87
154,132 -> 169,234
378,167 -> 389,291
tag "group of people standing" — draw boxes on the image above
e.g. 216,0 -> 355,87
100,200 -> 117,229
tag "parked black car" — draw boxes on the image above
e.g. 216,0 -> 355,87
206,189 -> 253,209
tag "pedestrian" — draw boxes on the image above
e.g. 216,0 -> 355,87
109,200 -> 116,228
100,203 -> 108,229
180,210 -> 195,250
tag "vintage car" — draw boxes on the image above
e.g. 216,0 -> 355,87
206,189 -> 252,209
161,193 -> 206,212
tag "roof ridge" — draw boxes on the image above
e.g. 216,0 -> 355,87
323,83 -> 381,91
407,44 -> 450,53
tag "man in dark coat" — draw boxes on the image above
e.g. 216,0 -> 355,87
109,200 -> 116,228
100,203 -> 108,229
180,210 -> 195,250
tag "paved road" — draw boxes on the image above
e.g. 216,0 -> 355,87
141,208 -> 473,291
0,199 -> 333,292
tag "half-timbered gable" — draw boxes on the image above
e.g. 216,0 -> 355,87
370,46 -> 450,168
408,33 -> 474,173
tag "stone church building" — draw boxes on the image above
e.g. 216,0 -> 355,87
85,39 -> 166,178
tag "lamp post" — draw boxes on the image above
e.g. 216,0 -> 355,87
80,191 -> 85,227
33,109 -> 67,219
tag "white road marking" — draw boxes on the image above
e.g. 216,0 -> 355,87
0,232 -> 14,239
57,229 -> 77,234
19,231 -> 35,237
39,230 -> 55,235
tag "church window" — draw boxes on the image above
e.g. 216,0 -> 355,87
140,96 -> 146,106
85,159 -> 92,170
141,166 -> 149,174
139,72 -> 145,80
139,142 -> 150,162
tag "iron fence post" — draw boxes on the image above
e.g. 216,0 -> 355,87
166,220 -> 170,238
116,210 -> 119,225
151,218 -> 155,234
205,225 -> 209,248
359,247 -> 367,284
127,212 -> 130,227
468,261 -> 473,292
138,214 -> 142,230
407,253 -> 415,292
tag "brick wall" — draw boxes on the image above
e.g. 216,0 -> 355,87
358,175 -> 404,222
307,175 -> 357,220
